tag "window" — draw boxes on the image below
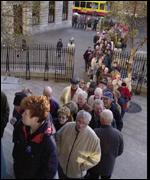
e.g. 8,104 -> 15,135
75,1 -> 79,7
81,2 -> 86,8
48,1 -> 55,23
100,4 -> 105,10
93,2 -> 98,9
32,1 -> 40,25
86,2 -> 92,8
62,1 -> 68,21
106,2 -> 111,11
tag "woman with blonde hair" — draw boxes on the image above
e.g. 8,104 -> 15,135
54,106 -> 72,131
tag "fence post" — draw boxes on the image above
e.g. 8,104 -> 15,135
44,47 -> 49,81
134,57 -> 146,95
26,47 -> 30,80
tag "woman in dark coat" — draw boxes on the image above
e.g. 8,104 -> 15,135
12,96 -> 58,179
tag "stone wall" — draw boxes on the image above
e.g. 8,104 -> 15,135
31,1 -> 73,34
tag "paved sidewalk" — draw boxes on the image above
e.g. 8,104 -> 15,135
1,76 -> 147,179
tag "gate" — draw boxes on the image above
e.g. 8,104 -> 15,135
1,44 -> 75,82
113,50 -> 147,94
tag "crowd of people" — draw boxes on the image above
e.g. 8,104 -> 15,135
1,17 -> 131,179
2,75 -> 126,179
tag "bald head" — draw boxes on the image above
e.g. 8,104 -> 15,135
43,86 -> 53,98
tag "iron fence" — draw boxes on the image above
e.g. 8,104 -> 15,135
113,50 -> 147,94
1,44 -> 75,82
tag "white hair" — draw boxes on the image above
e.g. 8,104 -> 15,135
100,109 -> 113,124
78,91 -> 88,100
43,86 -> 52,97
76,110 -> 91,123
93,99 -> 104,109
94,87 -> 103,96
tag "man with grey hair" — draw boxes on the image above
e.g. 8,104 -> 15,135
55,110 -> 101,179
88,87 -> 103,108
77,91 -> 92,113
43,86 -> 60,120
87,109 -> 124,179
89,99 -> 104,129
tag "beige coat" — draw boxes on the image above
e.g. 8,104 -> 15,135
60,86 -> 83,106
55,122 -> 101,178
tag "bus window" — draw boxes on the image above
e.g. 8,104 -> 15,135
75,1 -> 80,7
81,1 -> 86,8
86,2 -> 92,9
100,4 -> 105,10
106,2 -> 111,11
92,2 -> 98,9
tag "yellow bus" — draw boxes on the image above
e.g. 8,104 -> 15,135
72,1 -> 111,16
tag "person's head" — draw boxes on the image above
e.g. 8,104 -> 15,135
64,101 -> 78,117
75,110 -> 91,132
43,86 -> 53,99
102,91 -> 114,108
59,38 -> 62,42
77,91 -> 88,107
79,79 -> 86,89
98,78 -> 108,90
100,109 -> 113,125
22,88 -> 32,96
70,77 -> 80,90
93,99 -> 104,115
57,106 -> 71,125
21,96 -> 50,126
88,46 -> 92,51
121,82 -> 127,87
13,92 -> 27,113
104,67 -> 109,74
94,87 -> 103,99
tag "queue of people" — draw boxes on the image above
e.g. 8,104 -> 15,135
1,76 -> 125,179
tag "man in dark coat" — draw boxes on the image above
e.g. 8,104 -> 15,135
1,91 -> 10,138
1,91 -> 10,178
86,109 -> 124,179
102,90 -> 123,131
56,38 -> 63,57
83,46 -> 93,72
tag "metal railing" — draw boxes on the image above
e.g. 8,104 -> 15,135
113,50 -> 147,94
1,44 -> 75,82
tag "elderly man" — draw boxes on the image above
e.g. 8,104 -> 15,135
89,99 -> 104,129
55,110 -> 101,179
87,109 -> 124,179
43,86 -> 60,120
102,90 -> 123,131
88,87 -> 103,108
60,77 -> 83,105
77,91 -> 92,113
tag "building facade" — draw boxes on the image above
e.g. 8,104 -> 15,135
1,1 -> 73,41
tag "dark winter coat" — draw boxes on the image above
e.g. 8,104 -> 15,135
89,125 -> 124,176
89,111 -> 117,130
110,102 -> 123,131
49,98 -> 60,120
12,119 -> 58,179
1,91 -> 10,138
